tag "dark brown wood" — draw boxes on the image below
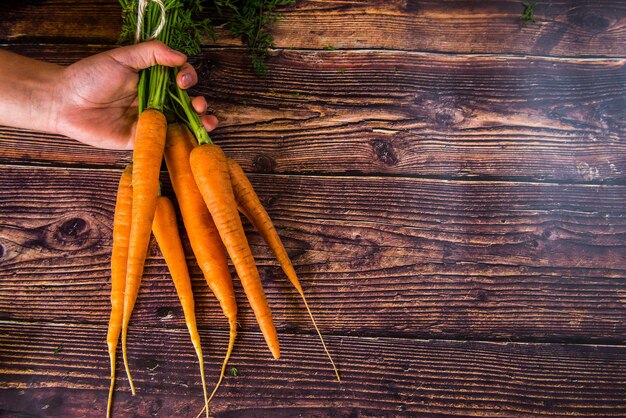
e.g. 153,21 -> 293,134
1,2 -> 624,416
1,1 -> 625,57
179,49 -> 626,182
1,165 -> 625,343
2,44 -> 625,182
0,0 -> 122,45
270,0 -> 626,57
1,321 -> 626,417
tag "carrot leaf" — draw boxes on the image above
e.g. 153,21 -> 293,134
520,2 -> 537,23
219,0 -> 298,76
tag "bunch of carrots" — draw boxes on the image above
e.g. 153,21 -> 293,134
106,1 -> 339,417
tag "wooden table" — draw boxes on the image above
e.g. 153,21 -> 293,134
1,1 -> 625,416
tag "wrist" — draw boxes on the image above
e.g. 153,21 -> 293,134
34,65 -> 64,136
0,49 -> 64,134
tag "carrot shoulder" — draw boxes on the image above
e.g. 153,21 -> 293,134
164,124 -> 237,400
106,164 -> 133,418
190,144 -> 280,359
152,195 -> 210,418
227,158 -> 340,381
122,108 -> 167,394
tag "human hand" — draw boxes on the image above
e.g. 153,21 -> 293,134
51,40 -> 217,150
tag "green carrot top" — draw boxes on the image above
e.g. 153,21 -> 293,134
118,0 -> 209,116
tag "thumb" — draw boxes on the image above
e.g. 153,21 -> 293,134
108,40 -> 187,72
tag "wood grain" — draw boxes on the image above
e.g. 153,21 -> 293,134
1,321 -> 626,417
2,45 -> 625,182
0,0 -> 122,44
1,1 -> 624,416
1,1 -> 625,57
270,0 -> 626,57
201,49 -> 626,182
1,165 -> 625,343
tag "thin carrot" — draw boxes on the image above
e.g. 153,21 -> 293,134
121,108 -> 167,394
227,159 -> 341,381
190,144 -> 280,359
106,164 -> 133,418
152,195 -> 210,418
164,123 -> 237,401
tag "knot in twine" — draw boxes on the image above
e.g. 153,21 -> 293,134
135,0 -> 166,44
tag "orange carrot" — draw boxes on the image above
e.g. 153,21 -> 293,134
106,164 -> 133,418
122,108 -> 167,394
227,159 -> 341,381
190,144 -> 280,359
164,124 -> 237,400
152,195 -> 210,418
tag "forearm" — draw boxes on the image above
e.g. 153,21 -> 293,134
0,49 -> 62,134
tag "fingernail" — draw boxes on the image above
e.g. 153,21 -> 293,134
181,73 -> 191,87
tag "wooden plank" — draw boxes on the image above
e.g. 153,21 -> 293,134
0,0 -> 122,44
270,0 -> 626,57
1,321 -> 626,417
2,45 -> 625,181
1,165 -> 625,342
202,50 -> 626,182
1,1 -> 625,57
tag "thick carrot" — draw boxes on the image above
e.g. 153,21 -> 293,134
227,159 -> 341,381
164,123 -> 237,400
106,164 -> 133,418
190,144 -> 280,359
121,108 -> 167,394
152,195 -> 210,418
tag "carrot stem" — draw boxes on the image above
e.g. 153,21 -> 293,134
138,71 -> 147,115
170,69 -> 212,145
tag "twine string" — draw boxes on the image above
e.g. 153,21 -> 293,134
135,0 -> 166,44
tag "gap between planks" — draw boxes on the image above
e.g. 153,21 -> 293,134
1,161 -> 625,187
1,43 -> 625,62
1,319 -> 625,349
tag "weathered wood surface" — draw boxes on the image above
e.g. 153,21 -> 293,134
1,165 -> 625,343
1,322 -> 626,417
2,44 -> 625,182
1,1 -> 625,57
1,0 -> 625,416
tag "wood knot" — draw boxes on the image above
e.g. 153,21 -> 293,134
59,218 -> 87,238
50,217 -> 93,249
191,57 -> 214,82
412,95 -> 467,127
372,139 -> 398,166
264,195 -> 277,207
404,0 -> 419,13
576,162 -> 601,181
567,10 -> 610,33
253,155 -> 276,174
136,357 -> 159,372
156,306 -> 175,320
435,106 -> 465,127
0,243 -> 4,258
